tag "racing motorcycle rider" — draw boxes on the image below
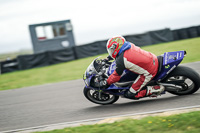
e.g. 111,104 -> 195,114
105,36 -> 164,99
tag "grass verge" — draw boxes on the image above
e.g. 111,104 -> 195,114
34,111 -> 200,133
0,37 -> 200,91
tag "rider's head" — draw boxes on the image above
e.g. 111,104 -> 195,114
106,36 -> 126,59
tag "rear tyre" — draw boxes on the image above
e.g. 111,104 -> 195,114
164,66 -> 200,95
83,87 -> 119,105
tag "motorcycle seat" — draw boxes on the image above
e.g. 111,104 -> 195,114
156,56 -> 163,76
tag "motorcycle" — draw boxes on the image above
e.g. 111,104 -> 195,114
83,50 -> 200,105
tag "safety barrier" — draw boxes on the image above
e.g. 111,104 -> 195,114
1,25 -> 200,74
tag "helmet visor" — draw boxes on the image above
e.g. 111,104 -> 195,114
107,45 -> 116,58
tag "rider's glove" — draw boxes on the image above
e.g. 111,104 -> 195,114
107,55 -> 114,61
103,55 -> 114,63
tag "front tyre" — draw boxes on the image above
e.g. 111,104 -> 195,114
164,66 -> 200,95
83,87 -> 119,105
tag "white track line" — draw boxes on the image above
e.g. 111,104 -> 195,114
2,105 -> 200,133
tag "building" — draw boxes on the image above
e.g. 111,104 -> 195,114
29,20 -> 75,53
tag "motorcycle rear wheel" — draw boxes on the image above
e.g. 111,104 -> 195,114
83,87 -> 119,105
164,66 -> 200,95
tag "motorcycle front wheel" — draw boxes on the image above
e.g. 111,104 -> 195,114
83,87 -> 119,105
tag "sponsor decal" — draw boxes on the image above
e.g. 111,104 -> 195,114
177,52 -> 179,59
83,74 -> 86,80
165,52 -> 168,65
166,65 -> 176,74
169,55 -> 174,59
169,55 -> 177,60
165,65 -> 170,69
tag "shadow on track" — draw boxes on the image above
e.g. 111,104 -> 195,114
82,93 -> 200,112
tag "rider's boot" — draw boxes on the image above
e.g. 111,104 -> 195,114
146,85 -> 165,97
124,85 -> 164,99
124,90 -> 139,100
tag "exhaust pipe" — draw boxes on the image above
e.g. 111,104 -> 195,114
158,83 -> 183,92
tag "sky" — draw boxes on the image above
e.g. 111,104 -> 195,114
0,0 -> 200,53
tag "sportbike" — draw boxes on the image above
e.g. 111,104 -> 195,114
83,51 -> 200,105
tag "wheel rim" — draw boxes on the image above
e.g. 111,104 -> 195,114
166,76 -> 195,94
87,89 -> 116,104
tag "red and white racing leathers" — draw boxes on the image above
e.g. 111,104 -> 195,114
107,43 -> 159,98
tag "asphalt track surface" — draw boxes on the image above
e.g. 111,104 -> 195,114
0,62 -> 200,132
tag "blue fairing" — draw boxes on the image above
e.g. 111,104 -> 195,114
107,61 -> 138,82
106,60 -> 138,91
153,51 -> 185,80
